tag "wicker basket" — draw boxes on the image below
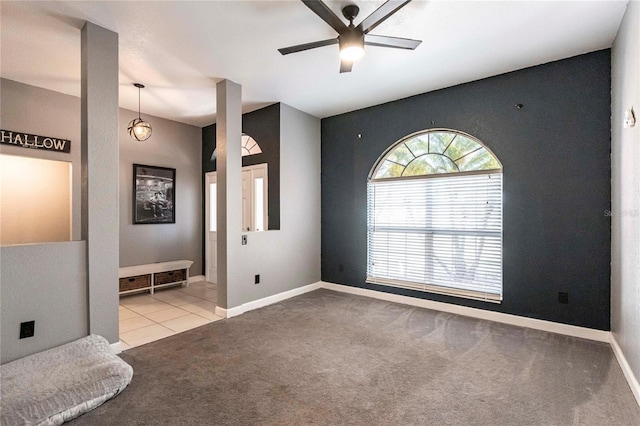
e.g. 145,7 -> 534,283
154,269 -> 186,286
119,274 -> 151,292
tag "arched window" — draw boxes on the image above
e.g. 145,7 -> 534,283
367,129 -> 503,302
241,134 -> 262,156
211,133 -> 263,161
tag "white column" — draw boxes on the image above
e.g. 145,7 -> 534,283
81,22 -> 119,342
216,80 -> 242,310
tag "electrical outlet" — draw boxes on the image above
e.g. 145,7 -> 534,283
558,292 -> 569,304
20,321 -> 35,339
242,235 -> 247,245
255,274 -> 260,284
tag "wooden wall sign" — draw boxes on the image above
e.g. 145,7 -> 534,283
0,129 -> 71,153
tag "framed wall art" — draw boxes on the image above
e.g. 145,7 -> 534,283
133,164 -> 175,224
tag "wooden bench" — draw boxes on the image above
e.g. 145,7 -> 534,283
119,260 -> 193,295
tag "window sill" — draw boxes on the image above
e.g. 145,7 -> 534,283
366,277 -> 502,304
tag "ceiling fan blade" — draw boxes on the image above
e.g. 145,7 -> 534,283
340,59 -> 353,73
364,34 -> 421,50
278,38 -> 338,55
357,0 -> 412,34
302,0 -> 348,33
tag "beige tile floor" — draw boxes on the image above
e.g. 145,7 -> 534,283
119,281 -> 223,350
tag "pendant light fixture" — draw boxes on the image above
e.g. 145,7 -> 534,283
128,83 -> 152,141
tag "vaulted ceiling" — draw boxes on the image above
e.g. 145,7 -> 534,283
1,1 -> 628,127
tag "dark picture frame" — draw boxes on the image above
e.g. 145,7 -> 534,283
133,164 -> 176,224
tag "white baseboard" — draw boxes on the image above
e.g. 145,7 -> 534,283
215,306 -> 229,318
319,281 -> 610,343
610,334 -> 640,407
239,282 -> 322,314
110,341 -> 122,355
215,280 -> 610,343
214,304 -> 245,319
215,282 -> 323,319
189,275 -> 206,283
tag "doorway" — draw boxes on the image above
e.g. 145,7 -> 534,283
205,163 -> 268,284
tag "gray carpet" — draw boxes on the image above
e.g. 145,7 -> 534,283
70,289 -> 640,425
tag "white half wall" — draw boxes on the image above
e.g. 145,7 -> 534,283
611,0 -> 640,405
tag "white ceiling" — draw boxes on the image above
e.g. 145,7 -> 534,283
1,1 -> 628,128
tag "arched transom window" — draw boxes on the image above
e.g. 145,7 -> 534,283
211,133 -> 263,161
367,129 -> 503,302
372,130 -> 501,178
241,134 -> 262,156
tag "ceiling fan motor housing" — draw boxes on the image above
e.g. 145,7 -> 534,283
340,29 -> 364,48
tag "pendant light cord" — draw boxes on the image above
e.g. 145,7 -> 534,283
138,86 -> 141,120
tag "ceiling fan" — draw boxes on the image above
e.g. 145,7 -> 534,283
278,0 -> 422,73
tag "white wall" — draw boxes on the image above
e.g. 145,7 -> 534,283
231,104 -> 321,307
611,0 -> 640,398
118,108 -> 202,275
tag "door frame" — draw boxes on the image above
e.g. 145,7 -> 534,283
204,163 -> 268,284
205,171 -> 216,283
242,163 -> 269,232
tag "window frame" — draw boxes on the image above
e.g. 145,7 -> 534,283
366,128 -> 503,303
369,128 -> 502,180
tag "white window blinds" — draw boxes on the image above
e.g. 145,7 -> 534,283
367,172 -> 503,302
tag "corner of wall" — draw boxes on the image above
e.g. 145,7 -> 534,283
610,0 -> 640,407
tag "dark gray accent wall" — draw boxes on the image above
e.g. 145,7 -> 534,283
321,50 -> 611,330
202,103 -> 281,230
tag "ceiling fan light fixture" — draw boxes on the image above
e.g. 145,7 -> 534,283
339,31 -> 365,62
278,0 -> 421,72
128,83 -> 152,141
340,45 -> 365,62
